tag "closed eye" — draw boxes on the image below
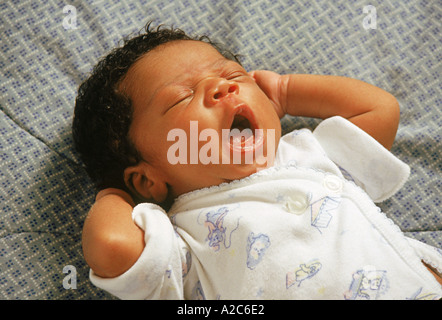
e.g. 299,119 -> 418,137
222,62 -> 249,80
165,91 -> 193,113
226,71 -> 248,80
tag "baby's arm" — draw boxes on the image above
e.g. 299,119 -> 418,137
82,188 -> 145,278
251,70 -> 400,150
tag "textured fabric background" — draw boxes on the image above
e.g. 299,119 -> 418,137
1,0 -> 440,299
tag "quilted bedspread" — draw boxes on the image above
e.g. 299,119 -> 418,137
1,0 -> 440,299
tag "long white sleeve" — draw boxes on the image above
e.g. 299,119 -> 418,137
313,116 -> 410,202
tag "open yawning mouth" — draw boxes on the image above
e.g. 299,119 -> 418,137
230,114 -> 253,142
227,105 -> 263,152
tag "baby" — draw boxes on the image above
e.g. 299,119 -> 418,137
73,24 -> 442,299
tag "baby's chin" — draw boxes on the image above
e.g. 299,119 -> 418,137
220,159 -> 274,183
166,143 -> 278,200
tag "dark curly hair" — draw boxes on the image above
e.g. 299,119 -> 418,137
72,23 -> 241,202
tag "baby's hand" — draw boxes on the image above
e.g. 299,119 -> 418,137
249,70 -> 286,118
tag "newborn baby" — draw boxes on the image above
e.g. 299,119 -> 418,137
73,25 -> 442,299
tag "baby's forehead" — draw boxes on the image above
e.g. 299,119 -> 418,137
148,39 -> 225,60
128,40 -> 225,77
141,42 -> 237,79
121,40 -> 236,104
121,39 -> 244,106
142,40 -> 239,73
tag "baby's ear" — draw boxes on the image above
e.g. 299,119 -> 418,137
124,163 -> 168,204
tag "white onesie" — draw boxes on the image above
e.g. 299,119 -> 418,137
90,116 -> 442,300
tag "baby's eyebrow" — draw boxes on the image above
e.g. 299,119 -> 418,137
212,57 -> 231,71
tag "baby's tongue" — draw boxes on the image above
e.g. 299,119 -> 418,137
229,128 -> 253,145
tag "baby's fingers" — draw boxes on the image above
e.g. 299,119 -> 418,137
249,70 -> 285,118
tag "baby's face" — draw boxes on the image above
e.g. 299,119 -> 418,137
122,40 -> 281,199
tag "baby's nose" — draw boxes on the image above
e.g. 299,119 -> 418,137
205,79 -> 239,106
